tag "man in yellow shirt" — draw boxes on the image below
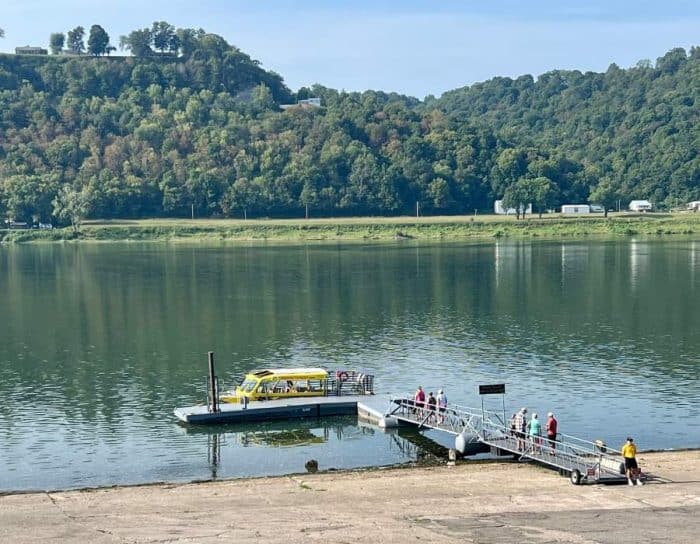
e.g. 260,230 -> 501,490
622,437 -> 643,486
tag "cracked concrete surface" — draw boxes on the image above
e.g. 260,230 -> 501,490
1,450 -> 698,543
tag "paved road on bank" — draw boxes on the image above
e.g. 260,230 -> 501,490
1,451 -> 698,543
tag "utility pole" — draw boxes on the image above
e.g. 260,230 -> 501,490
191,203 -> 194,220
416,201 -> 419,218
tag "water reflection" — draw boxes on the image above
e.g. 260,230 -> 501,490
629,239 -> 649,290
181,416 -> 418,483
208,433 -> 220,479
690,241 -> 697,284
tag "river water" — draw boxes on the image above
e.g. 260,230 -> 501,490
1,239 -> 698,491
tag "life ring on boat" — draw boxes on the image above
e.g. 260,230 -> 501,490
337,371 -> 349,382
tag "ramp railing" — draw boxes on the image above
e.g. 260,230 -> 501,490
388,397 -> 484,436
389,396 -> 626,482
478,413 -> 625,479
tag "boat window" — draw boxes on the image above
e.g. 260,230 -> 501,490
292,380 -> 307,393
240,379 -> 258,393
272,380 -> 286,393
308,379 -> 324,392
257,380 -> 273,394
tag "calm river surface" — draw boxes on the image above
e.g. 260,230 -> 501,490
1,239 -> 699,491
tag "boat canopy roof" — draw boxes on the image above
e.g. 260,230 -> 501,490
247,368 -> 328,380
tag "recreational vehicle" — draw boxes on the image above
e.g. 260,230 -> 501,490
629,200 -> 653,212
561,205 -> 590,214
494,200 -> 532,215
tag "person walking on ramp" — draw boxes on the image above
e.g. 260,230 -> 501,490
528,413 -> 542,453
514,408 -> 527,451
413,386 -> 425,413
436,389 -> 447,423
622,437 -> 643,486
546,412 -> 558,455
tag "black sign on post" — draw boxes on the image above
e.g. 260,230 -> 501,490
479,383 -> 505,395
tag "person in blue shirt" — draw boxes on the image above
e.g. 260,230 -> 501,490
529,413 -> 542,452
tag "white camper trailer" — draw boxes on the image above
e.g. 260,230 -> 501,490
561,204 -> 590,214
687,201 -> 700,212
494,200 -> 532,215
629,200 -> 653,212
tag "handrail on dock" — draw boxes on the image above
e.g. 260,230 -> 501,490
388,396 -> 627,485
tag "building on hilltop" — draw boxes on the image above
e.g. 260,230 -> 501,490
15,46 -> 48,55
280,97 -> 322,111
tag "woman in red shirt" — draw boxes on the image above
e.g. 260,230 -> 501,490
546,412 -> 558,455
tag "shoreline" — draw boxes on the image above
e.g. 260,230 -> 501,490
2,446 -> 698,496
2,450 -> 698,543
2,213 -> 699,244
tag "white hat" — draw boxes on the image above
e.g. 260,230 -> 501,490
547,412 -> 553,417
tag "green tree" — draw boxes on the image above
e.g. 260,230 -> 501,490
87,25 -> 110,56
119,29 -> 153,57
530,176 -> 559,218
175,27 -> 205,58
502,179 -> 532,220
589,180 -> 618,218
491,148 -> 528,197
2,174 -> 58,223
427,177 -> 454,211
49,32 -> 65,54
67,26 -> 85,54
52,185 -> 91,232
252,84 -> 275,110
151,21 -> 178,53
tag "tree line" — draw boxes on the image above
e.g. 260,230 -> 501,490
47,21 -> 191,57
0,31 -> 698,225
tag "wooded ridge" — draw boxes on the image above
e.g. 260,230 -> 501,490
0,25 -> 698,224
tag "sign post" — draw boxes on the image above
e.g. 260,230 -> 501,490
478,383 -> 506,429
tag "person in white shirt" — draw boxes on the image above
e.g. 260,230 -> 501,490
436,389 -> 447,422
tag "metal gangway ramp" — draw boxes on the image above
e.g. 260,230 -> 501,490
388,397 -> 627,485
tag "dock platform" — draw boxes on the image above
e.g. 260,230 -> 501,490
175,395 -> 390,424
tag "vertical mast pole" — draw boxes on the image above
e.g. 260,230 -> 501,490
208,351 -> 218,413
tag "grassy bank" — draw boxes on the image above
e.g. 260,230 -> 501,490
2,213 -> 699,243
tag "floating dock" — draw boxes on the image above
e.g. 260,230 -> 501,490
173,395 -> 379,424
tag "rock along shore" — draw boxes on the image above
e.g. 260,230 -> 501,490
1,450 -> 699,543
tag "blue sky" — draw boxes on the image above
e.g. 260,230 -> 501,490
2,1 -> 699,97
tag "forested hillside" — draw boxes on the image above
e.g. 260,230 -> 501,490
429,47 -> 700,213
0,31 -> 698,223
